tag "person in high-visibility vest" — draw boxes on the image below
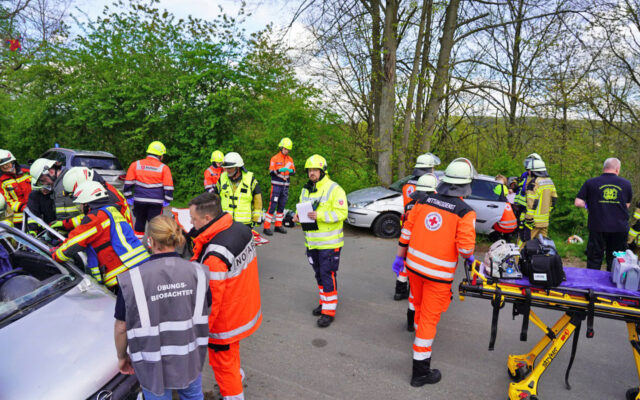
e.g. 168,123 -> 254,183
393,158 -> 476,387
204,150 -> 224,192
263,138 -> 295,236
398,173 -> 438,333
524,159 -> 557,241
52,181 -> 149,290
216,152 -> 263,226
124,141 -> 174,240
515,153 -> 542,247
0,149 -> 31,226
293,154 -> 347,328
396,153 -> 441,301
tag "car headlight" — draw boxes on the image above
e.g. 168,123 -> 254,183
352,201 -> 373,208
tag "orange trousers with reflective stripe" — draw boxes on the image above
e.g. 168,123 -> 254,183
409,272 -> 452,360
209,341 -> 243,398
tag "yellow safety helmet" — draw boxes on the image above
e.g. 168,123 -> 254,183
279,137 -> 293,150
147,141 -> 166,157
441,158 -> 475,185
210,150 -> 224,163
415,173 -> 438,193
304,154 -> 327,172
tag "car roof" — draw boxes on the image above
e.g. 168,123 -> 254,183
433,170 -> 498,183
45,148 -> 117,158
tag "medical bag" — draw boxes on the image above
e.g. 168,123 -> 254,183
612,250 -> 640,291
520,236 -> 565,288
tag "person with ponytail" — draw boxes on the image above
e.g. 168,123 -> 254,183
114,215 -> 211,400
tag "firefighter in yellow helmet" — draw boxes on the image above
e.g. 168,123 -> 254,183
293,155 -> 347,328
204,150 -> 224,192
263,138 -> 295,236
123,141 -> 174,239
215,152 -> 263,226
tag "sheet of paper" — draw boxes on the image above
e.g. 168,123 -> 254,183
171,208 -> 193,232
296,202 -> 314,223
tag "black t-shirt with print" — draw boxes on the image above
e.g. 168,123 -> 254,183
576,173 -> 632,232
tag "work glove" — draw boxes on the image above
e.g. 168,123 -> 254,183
392,256 -> 405,277
163,201 -> 170,207
50,246 -> 60,261
464,254 -> 475,267
127,198 -> 134,206
524,217 -> 534,230
50,220 -> 64,229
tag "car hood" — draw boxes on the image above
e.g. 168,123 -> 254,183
347,186 -> 400,204
0,279 -> 120,400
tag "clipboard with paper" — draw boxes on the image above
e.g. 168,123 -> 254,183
296,201 -> 319,231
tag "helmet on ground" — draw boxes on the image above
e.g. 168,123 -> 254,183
210,150 -> 224,163
147,141 -> 166,157
415,173 -> 438,193
30,158 -> 56,190
441,158 -> 475,185
305,154 -> 327,171
0,150 -> 16,167
530,159 -> 546,172
63,167 -> 94,195
279,138 -> 293,150
414,153 -> 441,169
222,152 -> 244,168
73,181 -> 109,204
524,153 -> 542,170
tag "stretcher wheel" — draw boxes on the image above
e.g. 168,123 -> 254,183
508,365 -> 530,382
626,388 -> 639,400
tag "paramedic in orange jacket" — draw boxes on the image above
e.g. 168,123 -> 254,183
189,192 -> 261,400
393,158 -> 476,387
396,152 -> 441,301
263,138 -> 295,236
204,150 -> 224,192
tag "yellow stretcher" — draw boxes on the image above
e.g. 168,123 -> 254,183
458,260 -> 640,400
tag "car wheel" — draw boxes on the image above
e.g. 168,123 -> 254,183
373,213 -> 401,238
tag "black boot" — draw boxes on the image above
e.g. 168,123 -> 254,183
262,228 -> 273,236
312,304 -> 322,316
274,226 -> 287,234
317,314 -> 334,328
407,309 -> 415,332
394,280 -> 409,301
410,358 -> 441,387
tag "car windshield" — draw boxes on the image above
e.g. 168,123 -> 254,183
71,156 -> 122,170
389,176 -> 412,192
0,229 -> 78,325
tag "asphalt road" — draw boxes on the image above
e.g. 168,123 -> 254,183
200,225 -> 638,400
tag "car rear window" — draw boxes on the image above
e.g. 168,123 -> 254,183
71,156 -> 122,170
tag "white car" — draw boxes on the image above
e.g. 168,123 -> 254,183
347,173 -> 507,238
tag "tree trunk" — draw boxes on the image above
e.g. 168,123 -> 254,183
420,0 -> 460,152
369,0 -> 383,168
377,0 -> 398,185
506,0 -> 525,153
398,0 -> 429,177
414,0 -> 433,154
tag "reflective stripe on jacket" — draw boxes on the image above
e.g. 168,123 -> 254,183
525,176 -> 557,228
399,194 -> 476,283
494,202 -> 517,233
217,171 -> 258,224
204,166 -> 222,192
191,212 -> 262,345
117,256 -> 210,396
54,205 -> 149,287
124,156 -> 174,204
299,175 -> 348,250
53,169 -> 82,221
402,178 -> 418,209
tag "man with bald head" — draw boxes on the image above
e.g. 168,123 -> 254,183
575,158 -> 632,271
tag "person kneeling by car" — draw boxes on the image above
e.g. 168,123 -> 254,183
114,215 -> 211,400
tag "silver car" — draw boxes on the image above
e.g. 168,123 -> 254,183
40,148 -> 127,191
0,224 -> 139,399
347,173 -> 507,238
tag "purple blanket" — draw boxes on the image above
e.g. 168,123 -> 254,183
503,267 -> 640,298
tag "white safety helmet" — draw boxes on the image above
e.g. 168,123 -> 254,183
441,158 -> 475,185
30,158 -> 56,190
73,181 -> 109,204
63,167 -> 94,195
415,173 -> 438,193
0,149 -> 16,167
222,152 -> 244,168
414,153 -> 441,169
529,158 -> 546,172
524,153 -> 543,170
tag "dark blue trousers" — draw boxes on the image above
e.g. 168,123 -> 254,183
307,248 -> 341,316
